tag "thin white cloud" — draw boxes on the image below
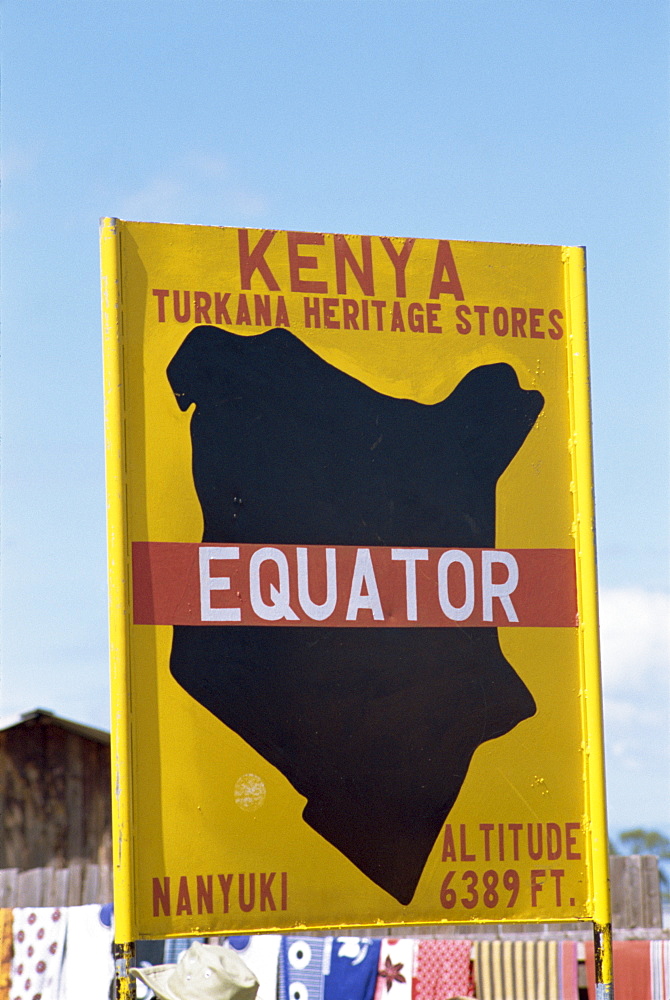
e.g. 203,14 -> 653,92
188,153 -> 228,179
120,177 -> 185,223
599,587 -> 670,691
597,587 -> 670,799
116,152 -> 265,226
1,145 -> 42,231
0,144 -> 39,182
604,699 -> 665,728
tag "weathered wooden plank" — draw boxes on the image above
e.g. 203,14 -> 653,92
41,866 -> 58,907
16,867 -> 45,907
641,854 -> 662,927
66,861 -> 84,906
82,741 -> 112,867
82,862 -> 101,904
98,864 -> 114,904
610,853 -> 662,929
44,866 -> 70,907
0,869 -> 18,908
0,718 -> 111,871
610,854 -> 628,927
44,724 -> 68,866
66,733 -> 84,863
628,855 -> 645,929
0,864 -> 113,907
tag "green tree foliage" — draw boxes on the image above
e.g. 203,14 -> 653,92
612,828 -> 670,902
618,828 -> 670,857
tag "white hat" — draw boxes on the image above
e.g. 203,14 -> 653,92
131,942 -> 259,1000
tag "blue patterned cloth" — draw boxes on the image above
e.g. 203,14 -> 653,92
162,936 -> 205,964
325,938 -> 381,1000
280,936 -> 327,1000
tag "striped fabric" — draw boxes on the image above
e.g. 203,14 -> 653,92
279,936 -> 327,1000
163,936 -> 206,963
651,940 -> 670,1000
473,939 -> 578,1000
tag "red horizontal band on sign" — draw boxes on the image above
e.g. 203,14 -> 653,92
132,542 -> 577,628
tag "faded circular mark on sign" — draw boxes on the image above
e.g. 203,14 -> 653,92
234,773 -> 266,811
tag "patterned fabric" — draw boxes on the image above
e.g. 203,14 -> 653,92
651,940 -> 670,1000
559,941 -> 578,1000
411,940 -> 474,1000
10,907 -> 67,1000
585,940 -> 652,1000
0,910 -> 13,1000
224,935 -> 282,1000
373,939 -> 416,1000
57,904 -> 114,1000
280,936 -> 327,1000
163,936 -> 205,963
473,939 -> 577,1000
325,938 -> 381,1000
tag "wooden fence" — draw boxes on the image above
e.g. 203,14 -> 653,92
0,856 -> 663,938
0,862 -> 112,908
610,853 -> 663,931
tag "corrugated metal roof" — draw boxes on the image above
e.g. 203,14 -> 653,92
0,708 -> 110,745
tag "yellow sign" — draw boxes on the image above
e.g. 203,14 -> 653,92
101,220 -> 609,940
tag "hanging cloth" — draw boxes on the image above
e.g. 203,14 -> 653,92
324,938 -> 381,1000
223,935 -> 282,1000
373,938 -> 416,1000
585,940 -> 652,1000
412,939 -> 474,1000
10,906 -> 67,1000
57,903 -> 114,1000
473,939 -> 578,1000
280,936 -> 328,1000
650,939 -> 670,1000
0,909 -> 12,1000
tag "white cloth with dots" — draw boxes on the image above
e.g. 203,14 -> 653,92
11,906 -> 67,1000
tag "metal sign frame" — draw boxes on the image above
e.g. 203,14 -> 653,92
101,219 -> 612,996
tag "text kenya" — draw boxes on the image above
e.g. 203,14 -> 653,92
235,231 -> 464,299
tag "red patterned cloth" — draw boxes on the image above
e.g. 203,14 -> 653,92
411,940 -> 474,1000
585,940 -> 652,1000
10,907 -> 66,1000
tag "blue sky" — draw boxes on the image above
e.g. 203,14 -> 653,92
1,0 -> 668,838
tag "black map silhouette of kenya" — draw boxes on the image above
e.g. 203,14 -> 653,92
166,325 -> 544,905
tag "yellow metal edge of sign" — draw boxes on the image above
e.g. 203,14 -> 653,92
563,247 -> 612,949
100,217 -> 135,944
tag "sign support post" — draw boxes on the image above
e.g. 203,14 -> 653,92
101,218 -> 138,1000
564,247 -> 613,998
594,923 -> 614,1000
113,942 -> 136,1000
